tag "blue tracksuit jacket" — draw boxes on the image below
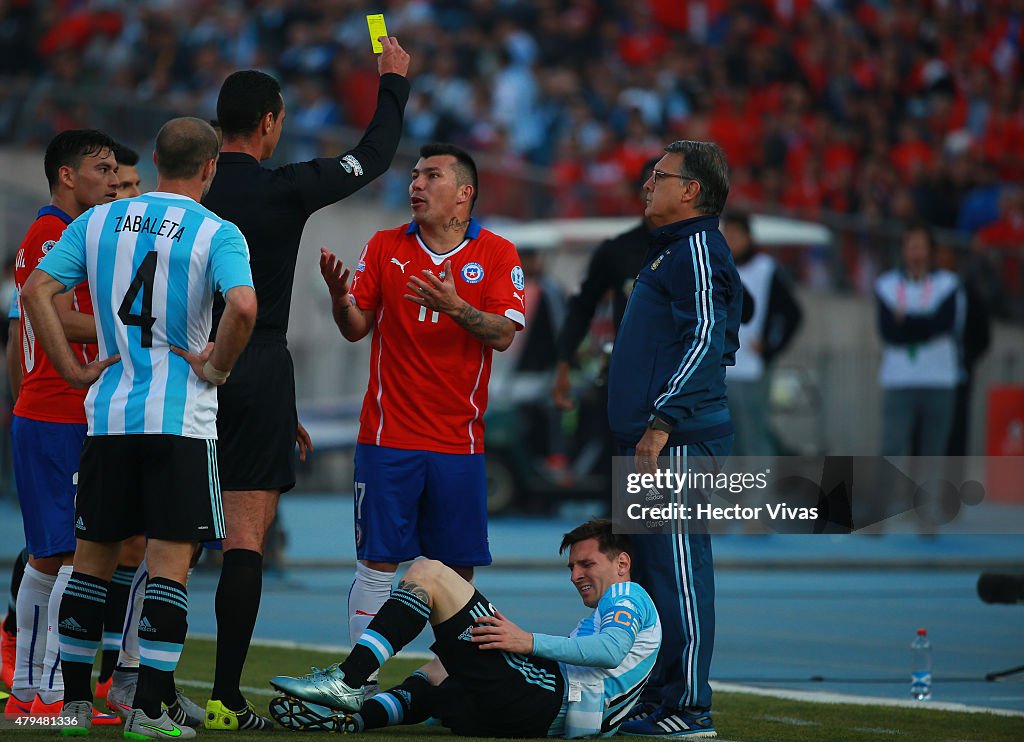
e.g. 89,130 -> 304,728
608,214 -> 744,447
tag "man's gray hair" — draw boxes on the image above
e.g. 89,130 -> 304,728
665,140 -> 730,216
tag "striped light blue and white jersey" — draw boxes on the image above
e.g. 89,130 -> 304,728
532,582 -> 661,738
37,192 -> 253,439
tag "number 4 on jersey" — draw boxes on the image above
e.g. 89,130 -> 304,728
117,250 -> 158,347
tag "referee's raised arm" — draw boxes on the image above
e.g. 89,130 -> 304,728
297,35 -> 412,213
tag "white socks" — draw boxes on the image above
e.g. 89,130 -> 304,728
116,560 -> 148,670
37,565 -> 72,705
349,563 -> 394,682
12,565 -> 56,701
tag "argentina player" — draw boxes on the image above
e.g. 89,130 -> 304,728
268,519 -> 661,739
22,118 -> 256,739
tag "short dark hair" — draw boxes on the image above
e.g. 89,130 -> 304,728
216,70 -> 283,137
559,519 -> 633,559
639,156 -> 661,191
154,118 -> 220,180
666,140 -> 730,216
43,129 -> 118,193
112,143 -> 139,167
721,211 -> 751,236
419,142 -> 478,210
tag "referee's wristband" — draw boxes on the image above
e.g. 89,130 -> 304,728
202,361 -> 231,386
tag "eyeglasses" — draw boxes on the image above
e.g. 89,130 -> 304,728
650,168 -> 696,186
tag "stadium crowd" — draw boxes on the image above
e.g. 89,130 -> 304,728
0,0 -> 1022,236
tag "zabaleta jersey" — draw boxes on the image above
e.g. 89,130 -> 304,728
36,192 -> 253,439
350,219 -> 525,454
532,582 -> 661,738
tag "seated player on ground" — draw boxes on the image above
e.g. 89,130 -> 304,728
268,519 -> 661,738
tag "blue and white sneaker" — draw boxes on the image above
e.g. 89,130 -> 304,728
269,664 -> 364,712
622,700 -> 660,724
619,706 -> 716,737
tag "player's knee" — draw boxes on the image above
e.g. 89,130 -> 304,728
402,559 -> 447,588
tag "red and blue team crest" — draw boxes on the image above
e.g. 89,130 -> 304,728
461,262 -> 484,283
41,240 -> 56,255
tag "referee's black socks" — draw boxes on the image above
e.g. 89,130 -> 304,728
212,548 -> 263,709
58,572 -> 108,703
133,577 -> 188,718
99,564 -> 136,682
4,548 -> 28,634
341,586 -> 431,688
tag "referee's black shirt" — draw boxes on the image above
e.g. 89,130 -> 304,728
555,221 -> 650,363
205,73 -> 410,337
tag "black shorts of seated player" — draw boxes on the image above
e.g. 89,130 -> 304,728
75,434 -> 225,543
421,589 -> 565,737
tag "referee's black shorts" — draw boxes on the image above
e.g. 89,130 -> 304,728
216,334 -> 298,494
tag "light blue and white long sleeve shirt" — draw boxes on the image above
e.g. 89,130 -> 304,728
532,582 -> 661,738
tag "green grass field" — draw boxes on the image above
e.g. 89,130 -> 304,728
2,638 -> 1021,741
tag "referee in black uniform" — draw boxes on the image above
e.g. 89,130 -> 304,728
550,159 -> 657,412
200,36 -> 411,731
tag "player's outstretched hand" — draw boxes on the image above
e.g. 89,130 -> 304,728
471,609 -> 534,654
378,36 -> 410,77
320,248 -> 352,303
69,354 -> 121,389
296,420 -> 313,463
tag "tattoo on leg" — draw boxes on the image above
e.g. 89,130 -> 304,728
397,578 -> 432,608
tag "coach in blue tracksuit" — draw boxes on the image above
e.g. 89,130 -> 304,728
608,140 -> 743,738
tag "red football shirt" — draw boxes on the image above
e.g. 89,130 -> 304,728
350,220 -> 525,454
14,206 -> 96,424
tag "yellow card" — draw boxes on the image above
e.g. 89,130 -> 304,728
367,14 -> 388,54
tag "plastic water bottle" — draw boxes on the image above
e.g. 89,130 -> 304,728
911,628 -> 932,700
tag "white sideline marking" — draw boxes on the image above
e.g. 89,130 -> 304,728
755,714 -> 820,726
713,681 -> 1024,718
182,635 -> 1024,718
850,727 -> 900,735
175,677 -> 275,698
181,633 -> 434,697
187,632 -> 433,660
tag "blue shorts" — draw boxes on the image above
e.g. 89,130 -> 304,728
353,443 -> 491,566
12,416 -> 87,559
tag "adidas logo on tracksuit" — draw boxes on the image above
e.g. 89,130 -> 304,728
59,617 -> 84,632
75,516 -> 85,530
138,617 -> 157,633
457,626 -> 474,642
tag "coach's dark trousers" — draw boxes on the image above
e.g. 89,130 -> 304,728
620,434 -> 732,712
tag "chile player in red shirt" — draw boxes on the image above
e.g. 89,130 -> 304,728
6,130 -> 119,719
319,143 -> 525,688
